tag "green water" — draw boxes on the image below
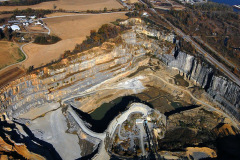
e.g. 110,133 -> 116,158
90,97 -> 123,120
170,102 -> 183,109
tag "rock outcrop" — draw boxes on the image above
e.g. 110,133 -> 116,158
158,51 -> 240,121
0,31 -> 156,119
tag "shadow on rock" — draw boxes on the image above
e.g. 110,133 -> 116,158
13,120 -> 62,160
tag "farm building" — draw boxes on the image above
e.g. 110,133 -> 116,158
16,16 -> 26,19
10,25 -> 20,31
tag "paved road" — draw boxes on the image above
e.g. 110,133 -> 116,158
193,36 -> 238,70
0,41 -> 30,73
17,31 -> 48,34
68,101 -> 152,159
68,106 -> 107,160
136,122 -> 146,156
147,8 -> 240,87
41,11 -> 128,20
106,103 -> 151,157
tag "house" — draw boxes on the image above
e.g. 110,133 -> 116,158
23,23 -> 29,26
35,21 -> 42,25
8,20 -> 20,24
29,16 -> 36,19
16,16 -> 26,19
10,25 -> 20,31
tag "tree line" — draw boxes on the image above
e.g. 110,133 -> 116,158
167,2 -> 240,75
34,35 -> 61,45
72,24 -> 124,54
0,27 -> 13,41
12,8 -> 53,18
0,0 -> 56,6
192,2 -> 233,12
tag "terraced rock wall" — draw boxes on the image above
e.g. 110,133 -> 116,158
0,31 -> 156,119
158,51 -> 240,121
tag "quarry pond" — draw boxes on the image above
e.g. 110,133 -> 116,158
77,85 -> 194,133
74,96 -> 150,133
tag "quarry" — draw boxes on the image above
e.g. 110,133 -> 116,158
0,18 -> 240,159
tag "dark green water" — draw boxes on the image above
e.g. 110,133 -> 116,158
90,97 -> 123,120
72,96 -> 150,133
170,102 -> 183,109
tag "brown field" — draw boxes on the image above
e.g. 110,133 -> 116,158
0,14 -> 12,25
45,12 -> 80,18
0,0 -> 123,12
27,25 -> 48,32
0,14 -> 13,19
0,66 -> 24,88
22,13 -> 127,68
0,41 -> 23,69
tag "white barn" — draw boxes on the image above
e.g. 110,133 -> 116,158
10,25 -> 20,31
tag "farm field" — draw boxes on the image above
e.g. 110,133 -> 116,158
22,12 -> 127,68
45,12 -> 81,18
0,13 -> 12,19
0,66 -> 24,88
0,41 -> 25,69
0,13 -> 12,25
0,0 -> 123,12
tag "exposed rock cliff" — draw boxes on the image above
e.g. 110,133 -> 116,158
0,30 -> 157,120
158,51 -> 240,121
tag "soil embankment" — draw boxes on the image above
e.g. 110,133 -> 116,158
0,66 -> 24,88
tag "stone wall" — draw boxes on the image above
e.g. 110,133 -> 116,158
157,51 -> 240,121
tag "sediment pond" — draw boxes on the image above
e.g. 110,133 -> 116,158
73,96 -> 151,133
74,85 -> 195,133
90,97 -> 123,120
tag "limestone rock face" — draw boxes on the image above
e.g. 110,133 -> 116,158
0,25 -> 239,124
0,31 -> 154,120
159,51 -> 240,121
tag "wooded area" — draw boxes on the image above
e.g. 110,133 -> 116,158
0,0 -> 56,6
34,35 -> 61,45
73,24 -> 124,54
165,2 -> 240,70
